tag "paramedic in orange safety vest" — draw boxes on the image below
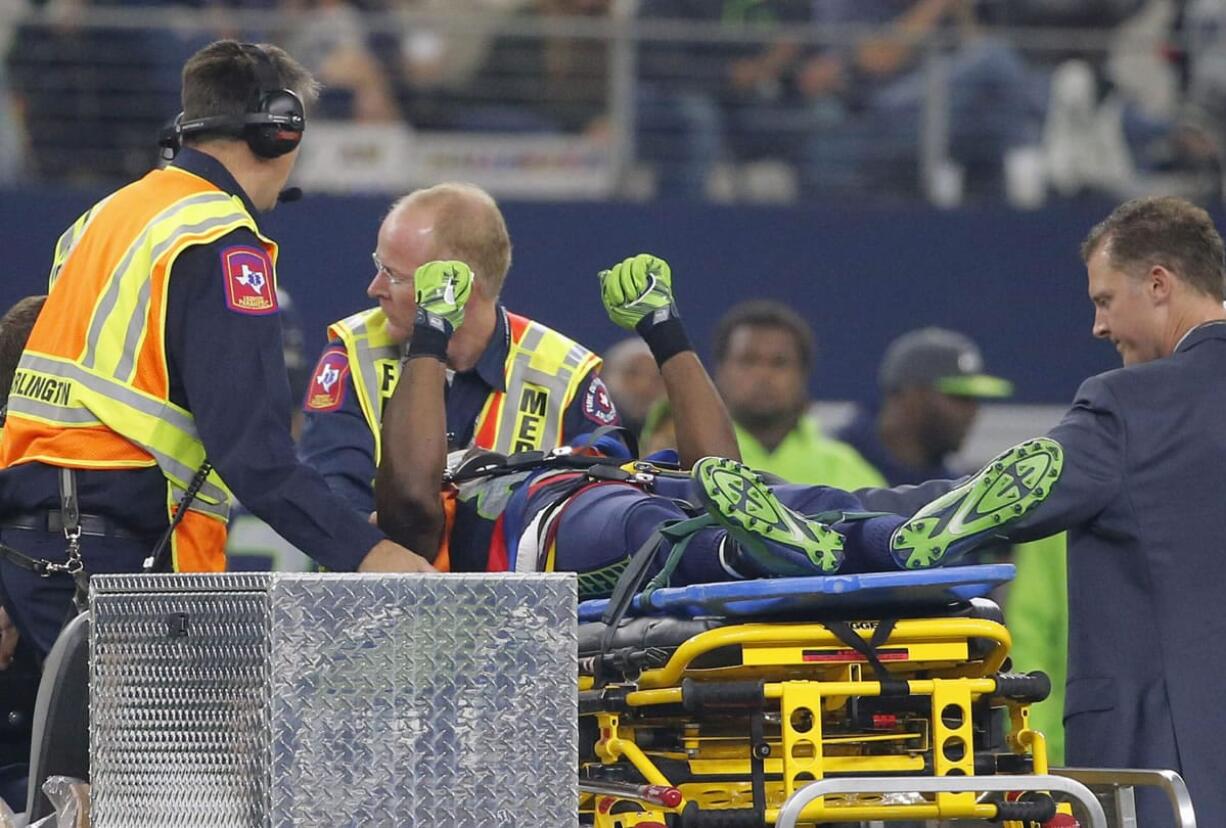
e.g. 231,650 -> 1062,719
298,183 -> 619,518
0,40 -> 432,661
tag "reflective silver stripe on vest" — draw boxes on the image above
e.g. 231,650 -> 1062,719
49,193 -> 116,288
20,353 -> 198,435
171,482 -> 230,520
112,211 -> 249,383
12,353 -> 227,504
6,396 -> 102,425
82,191 -> 240,370
564,343 -> 587,370
491,323 -> 577,454
49,218 -> 83,288
346,318 -> 399,430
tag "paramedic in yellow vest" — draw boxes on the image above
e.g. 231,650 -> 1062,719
0,40 -> 431,661
298,183 -> 618,516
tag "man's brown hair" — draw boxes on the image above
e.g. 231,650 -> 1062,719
0,295 -> 46,404
1081,196 -> 1226,301
393,184 -> 513,297
181,40 -> 319,141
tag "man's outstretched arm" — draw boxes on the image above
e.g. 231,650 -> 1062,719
599,254 -> 739,466
376,260 -> 474,557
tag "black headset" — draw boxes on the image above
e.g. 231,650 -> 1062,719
160,43 -> 306,160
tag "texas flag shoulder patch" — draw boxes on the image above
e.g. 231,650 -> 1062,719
221,246 -> 278,315
582,375 -> 619,426
305,348 -> 351,412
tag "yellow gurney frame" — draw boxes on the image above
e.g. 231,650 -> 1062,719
580,611 -> 1067,826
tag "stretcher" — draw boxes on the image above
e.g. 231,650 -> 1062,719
577,564 -> 1083,827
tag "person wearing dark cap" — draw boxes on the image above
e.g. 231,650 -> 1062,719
835,327 -> 1013,486
837,327 -> 1070,764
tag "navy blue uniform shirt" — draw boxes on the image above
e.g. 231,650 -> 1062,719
299,306 -> 615,516
0,148 -> 385,571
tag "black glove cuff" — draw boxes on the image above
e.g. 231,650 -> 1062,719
407,310 -> 452,362
635,310 -> 691,367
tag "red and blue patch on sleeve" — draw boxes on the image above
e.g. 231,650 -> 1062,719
304,348 -> 350,412
220,246 -> 278,315
581,375 -> 619,426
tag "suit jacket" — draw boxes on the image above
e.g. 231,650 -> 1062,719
859,322 -> 1226,828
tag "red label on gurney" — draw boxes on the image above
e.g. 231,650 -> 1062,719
802,648 -> 910,663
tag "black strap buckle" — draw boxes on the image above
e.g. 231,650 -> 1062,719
0,541 -> 59,579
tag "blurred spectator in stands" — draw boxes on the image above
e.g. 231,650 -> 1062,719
835,327 -> 1012,485
639,397 -> 676,458
602,337 -> 665,438
636,0 -> 816,199
1035,1 -> 1222,203
0,0 -> 27,183
1008,533 -> 1069,764
394,0 -> 535,129
1170,0 -> 1226,195
713,300 -> 884,488
283,0 -> 399,122
800,0 -> 1045,201
394,0 -> 610,134
535,0 -> 612,135
7,0 -> 166,183
982,0 -> 1146,60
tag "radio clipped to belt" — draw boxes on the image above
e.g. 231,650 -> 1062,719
142,460 -> 214,574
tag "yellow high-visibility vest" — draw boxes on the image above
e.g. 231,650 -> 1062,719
328,306 -> 602,461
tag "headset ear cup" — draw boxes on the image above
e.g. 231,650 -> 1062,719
158,113 -> 185,159
246,123 -> 300,159
245,89 -> 305,159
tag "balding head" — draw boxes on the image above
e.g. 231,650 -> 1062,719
387,183 -> 512,297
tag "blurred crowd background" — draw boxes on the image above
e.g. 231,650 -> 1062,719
7,1 -> 1208,769
2,0 -> 1226,207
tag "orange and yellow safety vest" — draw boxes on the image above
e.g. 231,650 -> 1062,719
0,166 -> 275,571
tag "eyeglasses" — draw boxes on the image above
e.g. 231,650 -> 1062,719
371,252 -> 413,286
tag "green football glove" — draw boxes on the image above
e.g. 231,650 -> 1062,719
414,259 -> 474,335
598,253 -> 678,332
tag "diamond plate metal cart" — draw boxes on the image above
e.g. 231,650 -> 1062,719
89,572 -> 577,827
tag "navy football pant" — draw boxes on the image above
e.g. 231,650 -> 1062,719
550,477 -> 906,599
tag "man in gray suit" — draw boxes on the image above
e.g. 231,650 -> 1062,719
866,195 -> 1226,827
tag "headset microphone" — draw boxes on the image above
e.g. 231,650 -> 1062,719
277,187 -> 303,204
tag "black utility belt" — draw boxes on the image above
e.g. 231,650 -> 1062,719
1,510 -> 153,541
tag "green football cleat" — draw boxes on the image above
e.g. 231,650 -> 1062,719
692,456 -> 844,576
890,437 -> 1064,569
